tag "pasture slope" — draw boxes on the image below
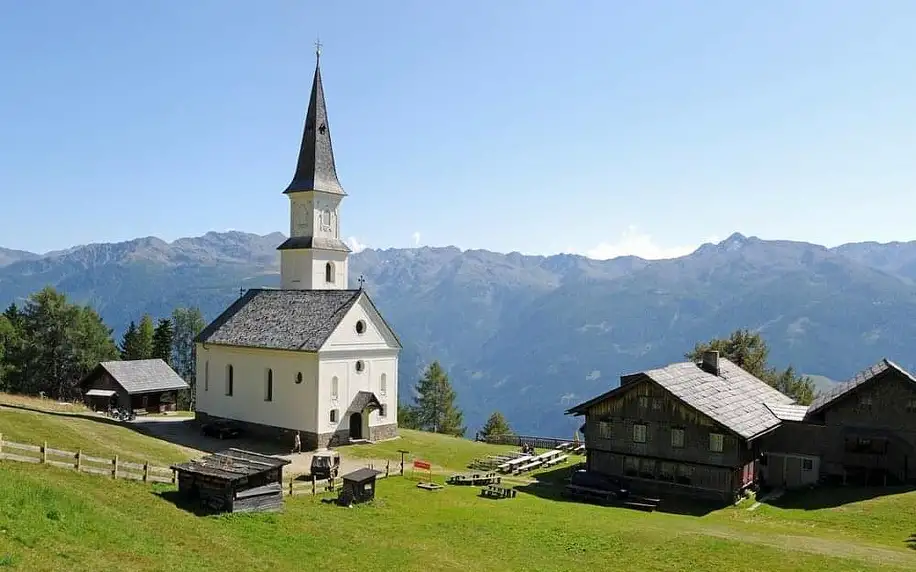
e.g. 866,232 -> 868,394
1,394 -> 916,572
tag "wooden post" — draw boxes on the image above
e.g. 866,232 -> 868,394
171,469 -> 177,484
112,455 -> 119,479
76,450 -> 82,472
289,478 -> 294,496
0,432 -> 3,459
42,441 -> 48,464
386,460 -> 390,478
312,475 -> 316,495
143,461 -> 150,482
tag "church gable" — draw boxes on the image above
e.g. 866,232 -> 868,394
320,292 -> 401,352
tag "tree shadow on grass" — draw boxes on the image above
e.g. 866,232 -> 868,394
513,463 -> 722,517
764,484 -> 916,511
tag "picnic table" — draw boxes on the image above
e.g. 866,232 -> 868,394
447,472 -> 501,486
480,484 -> 517,499
497,455 -> 533,473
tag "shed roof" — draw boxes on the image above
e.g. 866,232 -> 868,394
567,358 -> 795,441
342,468 -> 382,483
808,358 -> 916,415
171,448 -> 291,482
195,288 -> 361,351
82,359 -> 189,395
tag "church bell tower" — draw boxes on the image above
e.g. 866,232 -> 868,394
278,44 -> 350,290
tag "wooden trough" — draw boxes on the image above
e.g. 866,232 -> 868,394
170,448 -> 291,514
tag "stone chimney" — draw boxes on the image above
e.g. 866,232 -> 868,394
701,350 -> 720,376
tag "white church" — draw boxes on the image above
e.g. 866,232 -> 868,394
194,49 -> 401,450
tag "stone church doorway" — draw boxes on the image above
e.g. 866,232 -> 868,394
349,412 -> 363,440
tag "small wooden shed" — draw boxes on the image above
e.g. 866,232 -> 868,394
339,468 -> 383,505
170,448 -> 291,514
80,359 -> 189,414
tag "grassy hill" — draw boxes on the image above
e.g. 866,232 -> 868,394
2,395 -> 916,571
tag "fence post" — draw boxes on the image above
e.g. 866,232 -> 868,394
112,455 -> 119,479
386,460 -> 390,478
312,475 -> 316,495
289,478 -> 294,496
143,461 -> 150,482
76,449 -> 82,472
41,441 -> 48,464
171,469 -> 177,485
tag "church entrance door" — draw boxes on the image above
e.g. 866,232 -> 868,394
349,412 -> 363,440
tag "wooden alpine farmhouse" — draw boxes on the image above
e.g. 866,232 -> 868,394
80,358 -> 189,414
171,448 -> 291,514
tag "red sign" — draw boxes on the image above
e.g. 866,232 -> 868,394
413,460 -> 431,471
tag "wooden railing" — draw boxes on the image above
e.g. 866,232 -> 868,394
0,433 -> 176,484
484,434 -> 579,450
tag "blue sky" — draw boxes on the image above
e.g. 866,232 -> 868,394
1,1 -> 914,258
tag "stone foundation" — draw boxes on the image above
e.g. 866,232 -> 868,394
194,411 -> 399,451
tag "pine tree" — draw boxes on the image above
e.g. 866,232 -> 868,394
412,361 -> 466,437
119,321 -> 141,360
171,307 -> 206,409
397,403 -> 421,430
152,318 -> 174,364
479,411 -> 512,441
686,329 -> 816,405
136,314 -> 155,359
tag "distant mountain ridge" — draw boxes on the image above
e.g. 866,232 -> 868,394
3,230 -> 916,435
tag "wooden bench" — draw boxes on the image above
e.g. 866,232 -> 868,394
514,460 -> 543,474
544,454 -> 568,467
448,472 -> 501,486
480,485 -> 517,499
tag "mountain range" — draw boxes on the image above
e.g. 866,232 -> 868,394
3,231 -> 916,436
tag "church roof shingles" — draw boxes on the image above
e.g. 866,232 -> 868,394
195,289 -> 361,352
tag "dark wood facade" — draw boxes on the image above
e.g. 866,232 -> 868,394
581,378 -> 756,502
760,367 -> 916,487
171,449 -> 291,514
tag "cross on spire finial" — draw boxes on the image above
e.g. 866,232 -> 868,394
315,37 -> 322,60
357,275 -> 366,289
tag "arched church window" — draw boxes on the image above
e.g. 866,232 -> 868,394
325,262 -> 334,283
265,369 -> 273,402
226,365 -> 234,396
331,376 -> 339,400
295,372 -> 303,384
380,373 -> 387,395
355,360 -> 365,374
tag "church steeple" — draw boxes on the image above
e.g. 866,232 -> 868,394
278,42 -> 351,291
283,44 -> 345,196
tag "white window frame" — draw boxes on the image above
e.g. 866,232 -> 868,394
331,376 -> 339,400
709,432 -> 725,453
380,373 -> 387,396
671,428 -> 685,448
632,423 -> 647,443
598,420 -> 613,439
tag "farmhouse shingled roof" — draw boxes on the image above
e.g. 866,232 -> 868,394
195,288 -> 362,351
283,51 -> 345,196
567,358 -> 796,441
808,358 -> 916,415
84,359 -> 189,395
764,403 -> 810,422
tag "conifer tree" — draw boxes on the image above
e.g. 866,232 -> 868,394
152,318 -> 174,364
479,411 -> 513,441
412,361 -> 466,437
136,314 -> 155,359
119,321 -> 141,360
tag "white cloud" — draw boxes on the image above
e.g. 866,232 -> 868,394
576,226 -> 719,261
411,231 -> 421,247
346,236 -> 368,253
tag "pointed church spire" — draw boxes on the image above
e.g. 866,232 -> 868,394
284,42 -> 346,195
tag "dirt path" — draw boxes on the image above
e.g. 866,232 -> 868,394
683,524 -> 916,569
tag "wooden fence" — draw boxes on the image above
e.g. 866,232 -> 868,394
484,434 -> 578,450
0,433 -> 176,484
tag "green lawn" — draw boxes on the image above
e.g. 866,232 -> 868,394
0,401 -> 194,466
2,396 -> 916,571
1,462 -> 914,572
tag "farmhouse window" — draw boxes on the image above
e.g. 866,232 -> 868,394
638,395 -> 649,409
624,456 -> 639,476
709,432 -> 724,453
639,458 -> 656,479
632,423 -> 647,443
858,395 -> 873,408
802,458 -> 813,471
671,428 -> 685,448
598,421 -> 613,439
659,462 -> 676,482
651,397 -> 662,411
676,464 -> 694,485
907,399 -> 916,412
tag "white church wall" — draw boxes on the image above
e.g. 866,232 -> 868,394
195,343 -> 320,433
317,351 -> 399,437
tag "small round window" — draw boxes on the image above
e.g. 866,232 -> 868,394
295,372 -> 303,384
355,320 -> 366,335
355,360 -> 365,373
